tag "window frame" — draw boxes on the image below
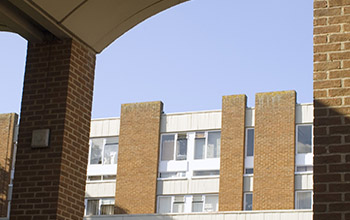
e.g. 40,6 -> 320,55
88,136 -> 119,165
85,198 -> 115,216
245,128 -> 255,157
296,124 -> 313,154
243,192 -> 253,211
295,190 -> 313,210
160,133 -> 189,161
194,130 -> 221,160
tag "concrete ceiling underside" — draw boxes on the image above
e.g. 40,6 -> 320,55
0,0 -> 188,53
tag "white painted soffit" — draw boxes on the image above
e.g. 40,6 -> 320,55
8,0 -> 189,53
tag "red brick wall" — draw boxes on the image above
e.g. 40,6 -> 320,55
115,102 -> 163,214
10,39 -> 96,220
253,91 -> 296,210
314,1 -> 350,219
0,113 -> 17,217
219,95 -> 246,211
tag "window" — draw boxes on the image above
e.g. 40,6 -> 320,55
245,128 -> 254,157
159,171 -> 186,179
85,198 -> 115,216
87,175 -> 116,182
295,191 -> 312,209
296,165 -> 313,173
173,196 -> 185,213
193,170 -> 220,177
245,168 -> 254,175
204,195 -> 218,212
244,193 -> 253,211
157,196 -> 184,213
297,125 -> 312,154
191,195 -> 204,212
161,134 -> 187,161
90,137 -> 118,165
194,131 -> 221,159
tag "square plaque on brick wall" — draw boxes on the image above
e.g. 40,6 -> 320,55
31,129 -> 50,148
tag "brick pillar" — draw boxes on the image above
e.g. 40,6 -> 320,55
314,1 -> 350,219
219,95 -> 246,211
0,113 -> 18,217
10,39 -> 96,220
253,91 -> 296,210
115,101 -> 163,214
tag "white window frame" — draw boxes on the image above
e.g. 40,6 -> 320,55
158,171 -> 187,180
194,130 -> 221,160
243,192 -> 253,211
85,198 -> 115,216
86,175 -> 117,182
160,133 -> 188,161
295,165 -> 313,174
88,136 -> 119,165
295,190 -> 313,210
296,124 -> 313,154
245,128 -> 254,157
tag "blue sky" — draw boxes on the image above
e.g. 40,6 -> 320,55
0,0 -> 313,118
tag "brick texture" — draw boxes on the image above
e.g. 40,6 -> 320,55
314,1 -> 350,219
219,95 -> 246,211
253,91 -> 296,210
10,39 -> 96,220
0,113 -> 17,217
115,101 -> 163,214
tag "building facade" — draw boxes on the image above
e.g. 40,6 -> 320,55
84,90 -> 314,216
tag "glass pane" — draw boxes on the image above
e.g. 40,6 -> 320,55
207,132 -> 221,158
296,191 -> 312,209
176,135 -> 187,160
245,168 -> 254,174
246,129 -> 254,157
244,193 -> 253,211
103,175 -> 116,180
90,138 -> 103,164
296,166 -> 313,172
297,125 -> 312,153
86,200 -> 99,215
88,176 -> 102,181
161,135 -> 175,161
192,202 -> 203,212
194,138 -> 205,159
104,143 -> 118,165
193,170 -> 219,176
204,195 -> 218,212
158,197 -> 172,213
160,172 -> 186,178
173,202 -> 185,213
100,205 -> 114,215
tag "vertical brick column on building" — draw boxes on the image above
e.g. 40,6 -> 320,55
10,39 -> 96,220
253,91 -> 296,210
115,101 -> 163,214
314,1 -> 350,220
0,113 -> 18,217
219,95 -> 246,211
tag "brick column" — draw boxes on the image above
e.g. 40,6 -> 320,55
253,91 -> 296,210
115,101 -> 163,214
10,39 -> 96,220
0,113 -> 18,217
219,95 -> 246,211
314,1 -> 350,220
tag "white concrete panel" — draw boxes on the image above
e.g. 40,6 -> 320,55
243,176 -> 253,192
32,0 -> 84,21
161,111 -> 221,133
90,118 -> 120,137
295,153 -> 313,166
85,182 -> 115,197
189,178 -> 220,194
87,164 -> 117,176
296,104 -> 313,124
245,108 -> 255,127
295,174 -> 313,190
157,180 -> 188,195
